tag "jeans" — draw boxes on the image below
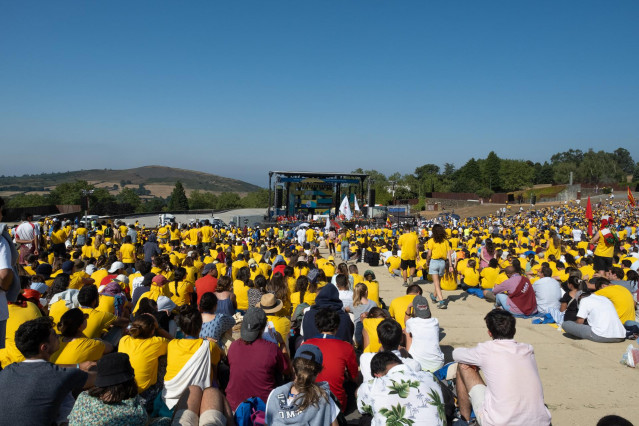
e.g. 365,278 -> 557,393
562,321 -> 625,343
341,241 -> 350,261
495,293 -> 514,313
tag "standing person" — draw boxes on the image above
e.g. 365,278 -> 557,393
426,224 -> 454,309
453,309 -> 552,425
338,230 -> 350,262
327,227 -> 337,256
265,344 -> 340,426
590,215 -> 618,273
14,213 -> 39,265
0,197 -> 21,349
398,223 -> 419,287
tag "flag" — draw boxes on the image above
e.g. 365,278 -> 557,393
586,197 -> 595,236
353,195 -> 361,212
325,216 -> 331,230
386,216 -> 392,228
339,196 -> 352,220
628,187 -> 636,207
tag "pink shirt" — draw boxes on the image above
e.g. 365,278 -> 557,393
453,339 -> 551,426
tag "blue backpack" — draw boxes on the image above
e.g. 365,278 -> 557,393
234,397 -> 266,426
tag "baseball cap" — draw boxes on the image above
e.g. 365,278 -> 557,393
412,295 -> 432,319
108,261 -> 125,273
202,263 -> 216,274
241,307 -> 267,342
295,344 -> 323,365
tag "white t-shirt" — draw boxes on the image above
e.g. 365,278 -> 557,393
338,290 -> 353,311
572,229 -> 582,242
405,317 -> 445,372
0,236 -> 12,321
359,349 -> 422,382
16,221 -> 37,248
532,277 -> 562,314
577,294 -> 626,338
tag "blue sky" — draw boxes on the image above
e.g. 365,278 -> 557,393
1,1 -> 637,187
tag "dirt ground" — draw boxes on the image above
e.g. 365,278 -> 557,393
336,249 -> 639,425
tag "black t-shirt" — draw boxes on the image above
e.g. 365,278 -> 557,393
559,292 -> 580,323
0,361 -> 87,426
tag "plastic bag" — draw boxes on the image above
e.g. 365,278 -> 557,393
620,344 -> 639,368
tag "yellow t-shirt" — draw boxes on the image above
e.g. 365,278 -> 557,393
290,291 -> 318,313
49,299 -> 70,330
398,232 -> 419,260
169,281 -> 195,307
165,339 -> 221,381
595,285 -> 635,324
52,337 -> 106,364
389,294 -> 416,329
363,318 -> 384,353
80,307 -> 117,339
266,315 -> 291,343
119,335 -> 169,392
0,302 -> 42,367
427,239 -> 451,260
440,273 -> 457,291
480,267 -> 500,289
233,280 -> 250,311
120,243 -> 136,264
462,267 -> 480,287
594,230 -> 615,258
97,295 -> 116,315
387,256 -> 401,273
363,280 -> 380,307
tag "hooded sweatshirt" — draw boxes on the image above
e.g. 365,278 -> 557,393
143,234 -> 162,263
302,285 -> 354,343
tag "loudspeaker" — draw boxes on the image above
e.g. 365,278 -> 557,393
368,189 -> 376,206
275,188 -> 283,208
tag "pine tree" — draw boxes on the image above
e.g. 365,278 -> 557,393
168,181 -> 189,210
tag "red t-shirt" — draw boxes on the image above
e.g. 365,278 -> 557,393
195,275 -> 218,306
305,335 -> 358,410
225,338 -> 289,411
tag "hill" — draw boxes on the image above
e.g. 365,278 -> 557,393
0,165 -> 262,197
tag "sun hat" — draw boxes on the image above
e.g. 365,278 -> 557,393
412,295 -> 432,319
295,344 -> 323,365
95,353 -> 135,388
108,261 -> 125,273
241,306 -> 267,342
257,293 -> 283,314
364,270 -> 376,280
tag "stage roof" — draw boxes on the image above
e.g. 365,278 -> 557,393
269,171 -> 368,178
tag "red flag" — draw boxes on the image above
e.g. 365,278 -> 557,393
586,196 -> 594,236
628,187 -> 636,207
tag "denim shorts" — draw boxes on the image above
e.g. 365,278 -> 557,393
428,259 -> 446,276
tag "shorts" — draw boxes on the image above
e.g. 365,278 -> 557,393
172,409 -> 226,426
593,255 -> 613,272
428,259 -> 446,276
468,384 -> 486,425
400,259 -> 416,270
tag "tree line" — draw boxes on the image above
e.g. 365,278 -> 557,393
5,180 -> 269,215
354,147 -> 637,201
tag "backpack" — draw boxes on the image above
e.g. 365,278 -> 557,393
103,227 -> 113,239
234,397 -> 266,426
291,302 -> 310,330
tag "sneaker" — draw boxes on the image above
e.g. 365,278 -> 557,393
429,293 -> 438,303
437,301 -> 447,309
402,282 -> 409,287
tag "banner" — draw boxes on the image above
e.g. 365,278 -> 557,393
339,196 -> 352,220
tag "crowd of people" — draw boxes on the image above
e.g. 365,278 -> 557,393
0,194 -> 637,425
